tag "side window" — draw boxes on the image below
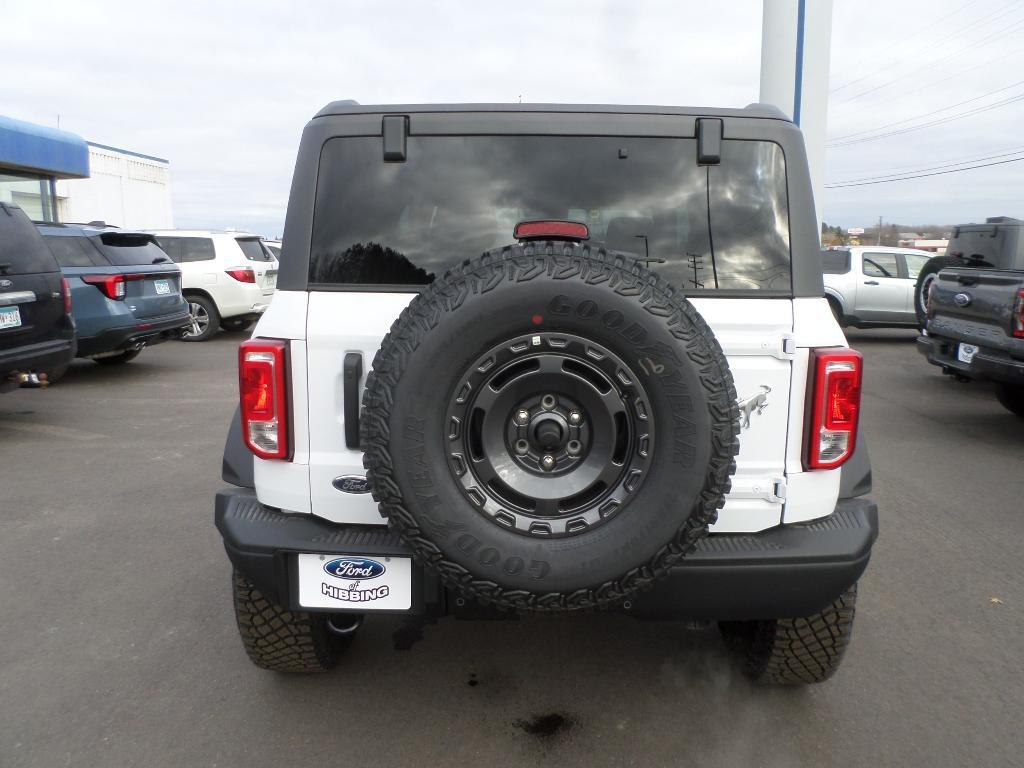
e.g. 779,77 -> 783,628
163,237 -> 216,263
903,253 -> 930,279
862,253 -> 898,278
43,236 -> 104,268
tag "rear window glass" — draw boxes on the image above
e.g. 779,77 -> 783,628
237,238 -> 273,262
821,249 -> 850,274
310,136 -> 791,292
155,236 -> 216,263
947,222 -> 1024,270
94,233 -> 172,266
0,203 -> 60,274
43,235 -> 104,268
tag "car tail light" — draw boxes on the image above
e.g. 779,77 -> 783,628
514,220 -> 590,241
239,339 -> 290,460
226,268 -> 256,283
804,348 -> 863,470
1013,290 -> 1024,338
60,278 -> 72,315
81,274 -> 126,300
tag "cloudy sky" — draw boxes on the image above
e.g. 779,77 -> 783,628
2,0 -> 1020,234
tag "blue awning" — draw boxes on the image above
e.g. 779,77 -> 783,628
0,115 -> 90,179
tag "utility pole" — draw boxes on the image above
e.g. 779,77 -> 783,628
877,216 -> 882,245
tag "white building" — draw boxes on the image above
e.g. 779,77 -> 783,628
54,142 -> 173,229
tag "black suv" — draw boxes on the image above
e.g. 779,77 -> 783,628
0,203 -> 75,389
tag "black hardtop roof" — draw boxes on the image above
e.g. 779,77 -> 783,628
313,101 -> 790,121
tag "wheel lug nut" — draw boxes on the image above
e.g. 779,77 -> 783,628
566,440 -> 581,456
541,455 -> 556,471
541,394 -> 557,410
568,411 -> 582,425
514,409 -> 530,426
514,439 -> 530,455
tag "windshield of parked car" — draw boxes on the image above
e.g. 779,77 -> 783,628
310,135 -> 792,292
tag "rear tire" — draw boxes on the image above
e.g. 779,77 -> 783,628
232,570 -> 355,673
40,364 -> 69,383
720,584 -> 857,685
220,316 -> 253,333
94,349 -> 141,366
914,256 -> 962,330
826,296 -> 845,326
182,295 -> 220,342
995,383 -> 1024,418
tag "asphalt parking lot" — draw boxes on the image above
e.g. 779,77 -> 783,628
2,328 -> 1022,768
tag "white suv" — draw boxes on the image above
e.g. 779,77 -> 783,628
214,103 -> 878,684
146,230 -> 278,340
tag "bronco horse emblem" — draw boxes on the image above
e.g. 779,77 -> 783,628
738,385 -> 771,429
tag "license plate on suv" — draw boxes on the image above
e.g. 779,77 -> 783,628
297,553 -> 412,610
957,343 -> 978,364
154,279 -> 171,295
0,306 -> 22,330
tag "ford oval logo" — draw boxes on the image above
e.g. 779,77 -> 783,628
954,292 -> 972,307
333,475 -> 370,494
324,557 -> 386,580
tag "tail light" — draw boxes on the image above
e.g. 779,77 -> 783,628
60,278 -> 72,315
804,348 -> 863,470
239,339 -> 290,460
226,268 -> 256,283
81,274 -> 126,300
1013,290 -> 1024,338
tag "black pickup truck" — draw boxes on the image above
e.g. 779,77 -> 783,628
917,218 -> 1024,417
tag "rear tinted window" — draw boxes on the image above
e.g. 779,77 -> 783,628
43,235 -> 104,268
947,223 -> 1024,270
94,233 -> 171,266
0,203 -> 59,274
155,236 -> 216,263
821,249 -> 850,274
310,136 -> 791,292
237,238 -> 273,262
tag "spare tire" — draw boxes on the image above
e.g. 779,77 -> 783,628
360,241 -> 739,611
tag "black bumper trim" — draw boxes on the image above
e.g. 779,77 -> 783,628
76,311 -> 190,357
215,488 -> 878,620
918,334 -> 1024,384
0,335 -> 75,378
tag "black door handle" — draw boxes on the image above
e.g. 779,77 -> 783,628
863,280 -> 879,285
343,353 -> 363,449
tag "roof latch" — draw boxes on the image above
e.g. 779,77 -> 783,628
382,115 -> 408,162
696,118 -> 722,165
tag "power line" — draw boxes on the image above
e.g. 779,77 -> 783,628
827,92 -> 1024,148
828,79 -> 1024,142
825,155 -> 1024,188
833,14 -> 1024,106
829,0 -> 985,93
827,147 -> 1024,185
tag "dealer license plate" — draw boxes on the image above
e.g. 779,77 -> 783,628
154,279 -> 171,295
297,553 -> 412,610
0,306 -> 22,330
957,343 -> 978,364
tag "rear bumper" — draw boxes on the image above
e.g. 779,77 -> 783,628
77,310 -> 190,357
0,335 -> 75,379
215,488 -> 878,621
917,334 -> 1024,384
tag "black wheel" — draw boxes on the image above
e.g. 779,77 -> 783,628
995,383 -> 1024,418
232,570 -> 356,672
94,349 -> 141,366
182,294 -> 220,342
914,256 -> 962,330
220,316 -> 253,333
361,241 -> 740,612
720,584 -> 857,685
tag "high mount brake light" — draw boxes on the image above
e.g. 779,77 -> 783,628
226,268 -> 256,283
239,339 -> 290,460
514,220 -> 590,241
804,348 -> 863,470
1014,290 -> 1024,338
81,274 -> 126,300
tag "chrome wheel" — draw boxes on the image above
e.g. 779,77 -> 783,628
918,272 -> 937,318
185,301 -> 210,338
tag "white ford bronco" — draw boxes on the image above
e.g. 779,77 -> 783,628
215,102 -> 878,684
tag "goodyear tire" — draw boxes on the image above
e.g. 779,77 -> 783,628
360,242 -> 740,612
232,570 -> 353,672
720,584 -> 858,685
